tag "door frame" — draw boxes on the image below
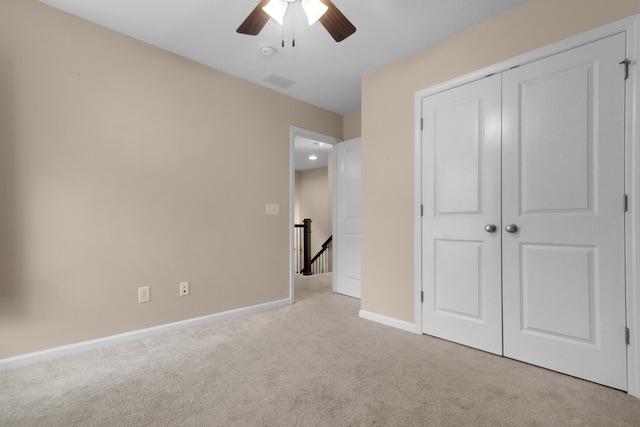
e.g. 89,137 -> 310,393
413,15 -> 640,397
289,126 -> 341,304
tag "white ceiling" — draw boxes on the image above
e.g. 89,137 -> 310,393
37,0 -> 528,115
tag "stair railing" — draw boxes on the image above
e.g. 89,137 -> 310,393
294,219 -> 332,275
310,235 -> 332,274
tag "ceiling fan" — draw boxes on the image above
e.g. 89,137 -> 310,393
237,0 -> 356,43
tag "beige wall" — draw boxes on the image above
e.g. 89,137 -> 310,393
295,167 -> 332,257
343,110 -> 361,140
0,0 -> 342,358
361,0 -> 640,322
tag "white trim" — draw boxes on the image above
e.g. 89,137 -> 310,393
289,126 -> 341,303
332,139 -> 338,293
414,15 -> 640,398
624,16 -> 640,398
0,298 -> 290,371
290,127 -> 296,304
359,310 -> 419,334
414,85 -> 424,335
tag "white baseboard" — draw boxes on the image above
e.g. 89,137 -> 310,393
359,310 -> 418,334
0,298 -> 290,371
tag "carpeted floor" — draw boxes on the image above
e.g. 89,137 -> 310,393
1,273 -> 640,426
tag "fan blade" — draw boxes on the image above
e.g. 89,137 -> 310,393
237,0 -> 271,36
318,0 -> 356,42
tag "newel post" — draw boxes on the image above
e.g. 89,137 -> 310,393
303,218 -> 312,275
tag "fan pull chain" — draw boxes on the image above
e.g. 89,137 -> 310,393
277,0 -> 296,48
281,0 -> 285,47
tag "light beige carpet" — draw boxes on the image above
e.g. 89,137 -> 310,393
1,273 -> 640,426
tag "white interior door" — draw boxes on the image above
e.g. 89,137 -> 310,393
501,33 -> 627,390
421,75 -> 503,355
334,138 -> 361,298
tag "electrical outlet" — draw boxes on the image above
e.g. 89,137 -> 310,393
180,282 -> 189,296
138,286 -> 150,303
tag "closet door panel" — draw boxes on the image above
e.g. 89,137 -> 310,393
501,33 -> 627,390
421,74 -> 503,355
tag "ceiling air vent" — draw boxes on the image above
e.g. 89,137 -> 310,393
262,73 -> 295,89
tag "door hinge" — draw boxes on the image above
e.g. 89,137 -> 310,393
420,118 -> 424,131
421,291 -> 424,303
626,327 -> 630,345
624,194 -> 629,212
421,204 -> 424,217
620,59 -> 630,80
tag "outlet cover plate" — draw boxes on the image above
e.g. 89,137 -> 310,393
138,286 -> 150,303
180,282 -> 189,296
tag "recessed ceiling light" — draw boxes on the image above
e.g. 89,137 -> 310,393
309,155 -> 318,160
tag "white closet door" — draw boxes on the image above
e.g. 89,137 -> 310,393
421,75 -> 503,355
501,33 -> 627,390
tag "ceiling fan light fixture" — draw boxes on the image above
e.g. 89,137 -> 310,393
238,0 -> 356,42
300,0 -> 328,25
262,0 -> 288,26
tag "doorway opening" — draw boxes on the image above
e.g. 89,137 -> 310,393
289,127 -> 340,303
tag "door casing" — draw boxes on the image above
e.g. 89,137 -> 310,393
414,15 -> 640,398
